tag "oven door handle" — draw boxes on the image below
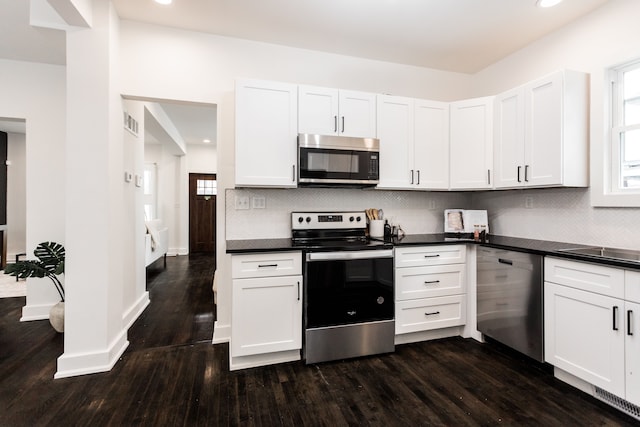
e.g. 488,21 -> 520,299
306,249 -> 393,261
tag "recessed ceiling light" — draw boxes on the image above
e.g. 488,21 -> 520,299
155,0 -> 172,5
537,0 -> 563,7
203,139 -> 211,144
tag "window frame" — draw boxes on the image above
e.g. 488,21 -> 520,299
609,60 -> 640,195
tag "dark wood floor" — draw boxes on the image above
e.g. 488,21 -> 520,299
1,254 -> 638,426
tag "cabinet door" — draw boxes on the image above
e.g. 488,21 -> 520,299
524,72 -> 563,187
231,275 -> 302,357
493,88 -> 525,189
298,85 -> 339,136
414,100 -> 449,189
235,79 -> 298,187
338,89 -> 377,138
377,95 -> 414,189
626,300 -> 640,406
449,97 -> 494,190
545,282 -> 625,396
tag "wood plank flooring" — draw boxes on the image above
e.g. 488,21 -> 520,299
1,254 -> 637,426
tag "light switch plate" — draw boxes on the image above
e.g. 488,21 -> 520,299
124,171 -> 133,183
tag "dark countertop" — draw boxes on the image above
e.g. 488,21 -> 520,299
226,234 -> 640,270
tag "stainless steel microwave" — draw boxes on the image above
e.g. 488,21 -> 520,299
298,134 -> 380,187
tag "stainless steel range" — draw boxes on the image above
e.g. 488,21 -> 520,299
292,211 -> 395,364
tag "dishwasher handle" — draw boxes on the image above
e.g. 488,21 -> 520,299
498,258 -> 513,265
306,249 -> 393,262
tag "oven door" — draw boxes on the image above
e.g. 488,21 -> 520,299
304,249 -> 394,329
298,147 -> 379,185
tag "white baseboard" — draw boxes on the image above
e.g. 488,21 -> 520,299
212,321 -> 230,344
230,349 -> 300,371
21,302 -> 55,321
55,330 -> 129,379
122,291 -> 150,330
168,247 -> 189,256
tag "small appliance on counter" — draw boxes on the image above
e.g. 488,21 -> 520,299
444,209 -> 489,241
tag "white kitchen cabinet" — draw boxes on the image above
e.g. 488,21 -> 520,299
545,257 -> 640,406
377,95 -> 414,189
493,70 -> 588,189
231,251 -> 302,364
395,245 -> 466,335
625,271 -> 640,406
298,85 -> 376,138
545,280 -> 625,396
449,97 -> 494,190
235,79 -> 298,188
377,96 -> 450,190
414,99 -> 450,189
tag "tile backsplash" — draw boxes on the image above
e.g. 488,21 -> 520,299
226,188 -> 471,240
471,187 -> 640,251
226,186 -> 640,251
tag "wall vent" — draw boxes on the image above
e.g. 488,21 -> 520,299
594,386 -> 640,421
123,111 -> 139,137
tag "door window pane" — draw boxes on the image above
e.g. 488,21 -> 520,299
197,179 -> 217,196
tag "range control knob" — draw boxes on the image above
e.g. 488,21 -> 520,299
306,217 -> 311,223
349,216 -> 355,222
297,216 -> 304,223
356,216 -> 362,222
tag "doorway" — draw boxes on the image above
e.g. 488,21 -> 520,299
189,173 -> 216,253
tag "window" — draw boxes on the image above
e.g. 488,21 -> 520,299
611,61 -> 640,192
196,179 -> 217,196
143,163 -> 157,220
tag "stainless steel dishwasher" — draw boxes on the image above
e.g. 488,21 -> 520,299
477,247 -> 544,361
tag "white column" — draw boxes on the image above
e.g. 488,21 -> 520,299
56,1 -> 128,378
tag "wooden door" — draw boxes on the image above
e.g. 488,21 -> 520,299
189,173 -> 216,253
0,131 -> 6,268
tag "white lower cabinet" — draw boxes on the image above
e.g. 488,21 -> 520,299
395,245 -> 466,336
545,257 -> 640,407
231,251 -> 302,369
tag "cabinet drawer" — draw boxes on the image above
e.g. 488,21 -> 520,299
627,270 -> 640,304
544,257 -> 624,299
395,245 -> 466,268
395,264 -> 466,301
395,295 -> 466,335
231,251 -> 302,279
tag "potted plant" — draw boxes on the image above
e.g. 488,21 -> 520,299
5,241 -> 66,332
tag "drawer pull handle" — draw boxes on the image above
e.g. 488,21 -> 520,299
628,310 -> 633,336
613,306 -> 619,331
498,258 -> 513,265
424,254 -> 440,258
424,280 -> 440,285
258,264 -> 278,268
425,311 -> 440,316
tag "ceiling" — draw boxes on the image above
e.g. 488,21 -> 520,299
112,0 -> 610,74
0,0 -> 612,140
145,102 -> 217,147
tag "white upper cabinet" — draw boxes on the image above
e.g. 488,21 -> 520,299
298,85 -> 376,138
449,97 -> 494,190
377,95 -> 415,189
414,99 -> 450,190
377,96 -> 449,190
235,79 -> 298,188
494,70 -> 588,189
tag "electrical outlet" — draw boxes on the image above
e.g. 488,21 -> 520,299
525,196 -> 534,209
235,196 -> 250,210
252,196 -> 266,209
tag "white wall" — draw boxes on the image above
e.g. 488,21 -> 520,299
0,59 -> 66,318
6,131 -> 26,259
468,0 -> 640,249
187,144 -> 217,174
